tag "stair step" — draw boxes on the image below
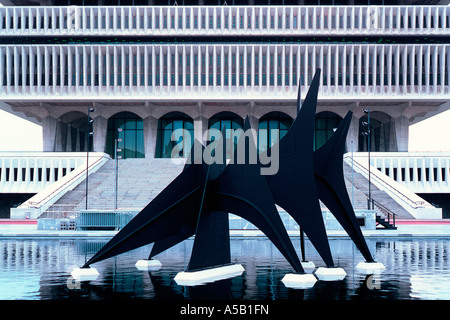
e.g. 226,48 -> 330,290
48,158 -> 411,225
343,162 -> 413,219
376,215 -> 397,230
49,158 -> 184,213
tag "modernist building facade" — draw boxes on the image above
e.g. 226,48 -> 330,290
0,1 -> 449,160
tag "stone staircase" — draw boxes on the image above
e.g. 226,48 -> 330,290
49,157 -> 413,225
50,158 -> 185,213
342,162 -> 414,219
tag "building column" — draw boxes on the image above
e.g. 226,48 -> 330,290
194,115 -> 208,145
394,115 -> 409,152
93,116 -> 108,153
65,124 -> 73,152
346,114 -> 359,153
42,116 -> 57,152
248,115 -> 259,143
144,116 -> 158,158
54,120 -> 67,152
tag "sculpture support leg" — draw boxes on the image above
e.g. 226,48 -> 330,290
187,211 -> 231,271
175,210 -> 245,286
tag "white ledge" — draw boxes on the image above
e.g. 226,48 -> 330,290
281,273 -> 317,289
135,259 -> 162,271
71,267 -> 99,281
355,262 -> 386,274
301,261 -> 316,270
315,267 -> 347,281
174,264 -> 244,286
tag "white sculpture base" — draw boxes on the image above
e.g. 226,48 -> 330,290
301,261 -> 316,270
281,273 -> 317,289
315,267 -> 347,281
71,267 -> 99,281
355,262 -> 386,274
135,259 -> 162,271
174,264 -> 245,286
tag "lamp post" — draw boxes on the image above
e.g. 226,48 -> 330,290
114,128 -> 123,211
85,107 -> 95,210
351,140 -> 354,207
362,107 -> 372,210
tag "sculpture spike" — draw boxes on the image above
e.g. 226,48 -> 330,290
83,67 -> 377,281
314,111 -> 375,263
266,69 -> 335,268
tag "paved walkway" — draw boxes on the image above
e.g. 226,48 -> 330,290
0,222 -> 449,239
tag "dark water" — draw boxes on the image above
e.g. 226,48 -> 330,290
1,237 -> 449,300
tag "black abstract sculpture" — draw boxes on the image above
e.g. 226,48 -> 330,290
82,68 -> 375,278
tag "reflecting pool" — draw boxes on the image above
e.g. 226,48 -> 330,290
0,238 -> 449,300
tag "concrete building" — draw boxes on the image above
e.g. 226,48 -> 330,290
1,1 -> 449,159
0,0 -> 449,220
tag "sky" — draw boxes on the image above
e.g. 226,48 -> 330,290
0,109 -> 450,152
408,109 -> 450,152
0,110 -> 43,152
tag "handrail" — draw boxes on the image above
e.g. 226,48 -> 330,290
23,154 -> 109,212
370,197 -> 397,228
344,154 -> 426,209
39,204 -> 78,219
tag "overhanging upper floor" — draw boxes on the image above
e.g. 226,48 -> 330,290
1,5 -> 450,38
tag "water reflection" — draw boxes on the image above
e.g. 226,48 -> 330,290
0,238 -> 449,300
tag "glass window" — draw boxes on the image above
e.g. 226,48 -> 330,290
208,112 -> 243,158
106,112 -> 144,159
156,112 -> 194,158
358,112 -> 395,152
314,112 -> 342,151
258,112 -> 292,154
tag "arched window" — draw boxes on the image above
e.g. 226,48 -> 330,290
156,112 -> 194,158
57,111 -> 92,152
208,112 -> 243,156
208,111 -> 244,132
315,112 -> 343,150
106,112 -> 144,159
358,111 -> 396,152
258,112 -> 293,153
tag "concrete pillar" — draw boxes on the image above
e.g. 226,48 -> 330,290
248,115 -> 259,143
346,114 -> 359,153
143,116 -> 158,158
93,116 -> 108,153
394,115 -> 409,152
66,124 -> 73,152
379,122 -> 386,152
54,120 -> 67,152
194,115 -> 208,145
75,129 -> 81,152
42,116 -> 57,152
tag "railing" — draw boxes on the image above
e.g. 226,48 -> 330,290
370,198 -> 397,228
1,43 -> 448,101
10,152 -> 110,219
39,204 -> 78,219
0,6 -> 448,37
345,153 -> 428,210
0,152 -> 86,193
38,205 -> 135,230
346,152 -> 444,219
24,153 -> 108,210
368,152 -> 450,194
76,210 -> 136,230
